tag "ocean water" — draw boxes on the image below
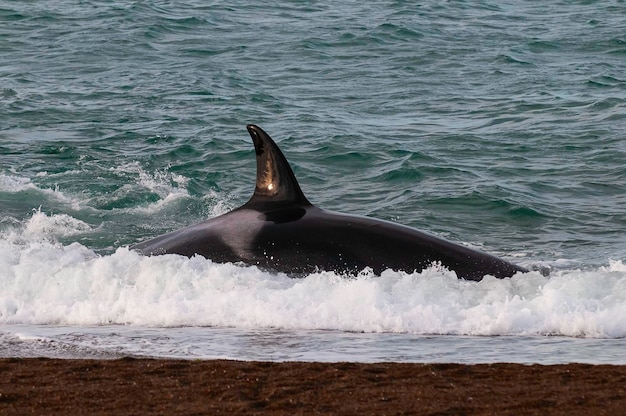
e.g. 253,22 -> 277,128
1,1 -> 626,362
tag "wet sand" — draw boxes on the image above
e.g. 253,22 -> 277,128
1,358 -> 626,415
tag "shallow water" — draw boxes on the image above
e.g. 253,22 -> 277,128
3,325 -> 626,365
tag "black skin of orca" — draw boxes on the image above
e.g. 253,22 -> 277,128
131,125 -> 528,281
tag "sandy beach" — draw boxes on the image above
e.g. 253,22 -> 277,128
1,358 -> 626,415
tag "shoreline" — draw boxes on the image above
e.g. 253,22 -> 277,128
2,358 -> 626,415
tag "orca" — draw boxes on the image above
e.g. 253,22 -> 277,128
131,125 -> 528,281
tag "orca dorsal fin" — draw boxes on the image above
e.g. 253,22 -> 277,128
244,124 -> 312,208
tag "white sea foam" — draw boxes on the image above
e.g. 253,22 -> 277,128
1,163 -> 195,215
1,210 -> 93,245
105,162 -> 193,214
0,174 -> 37,192
111,162 -> 189,197
0,173 -> 86,211
22,209 -> 94,239
1,219 -> 625,337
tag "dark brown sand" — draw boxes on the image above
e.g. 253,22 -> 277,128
1,358 -> 626,415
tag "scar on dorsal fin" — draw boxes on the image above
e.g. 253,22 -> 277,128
244,124 -> 312,208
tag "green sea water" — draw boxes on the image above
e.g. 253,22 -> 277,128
2,0 -> 626,268
3,2 -> 626,361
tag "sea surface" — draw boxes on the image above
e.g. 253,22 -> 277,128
1,1 -> 625,363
